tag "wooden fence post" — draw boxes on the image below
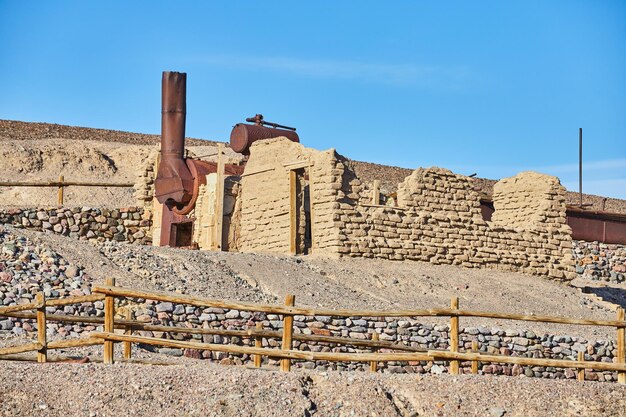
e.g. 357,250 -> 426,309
103,277 -> 116,364
370,332 -> 379,372
280,294 -> 295,372
471,340 -> 479,374
577,351 -> 585,381
371,180 -> 380,205
450,297 -> 459,375
617,307 -> 625,384
123,309 -> 133,360
57,175 -> 64,205
36,293 -> 47,363
254,322 -> 263,368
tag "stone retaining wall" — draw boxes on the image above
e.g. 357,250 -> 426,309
0,207 -> 152,245
573,240 -> 626,283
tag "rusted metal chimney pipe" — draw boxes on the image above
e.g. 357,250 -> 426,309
154,71 -> 194,205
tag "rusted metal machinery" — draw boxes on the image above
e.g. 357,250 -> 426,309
155,73 -> 298,248
230,114 -> 299,154
155,71 -> 247,247
155,71 -> 211,247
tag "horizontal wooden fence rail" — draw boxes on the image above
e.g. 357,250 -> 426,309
429,351 -> 626,373
0,176 -> 135,205
90,332 -> 436,363
0,293 -> 116,362
0,180 -> 135,187
1,280 -> 625,384
92,285 -> 626,327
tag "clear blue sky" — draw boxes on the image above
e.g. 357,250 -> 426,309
1,1 -> 624,198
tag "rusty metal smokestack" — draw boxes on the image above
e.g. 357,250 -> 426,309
154,71 -> 194,205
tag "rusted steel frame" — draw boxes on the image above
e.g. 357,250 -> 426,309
568,215 -> 626,245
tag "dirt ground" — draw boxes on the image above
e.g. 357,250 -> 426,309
0,361 -> 624,417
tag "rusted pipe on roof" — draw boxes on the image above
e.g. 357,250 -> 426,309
154,71 -> 194,205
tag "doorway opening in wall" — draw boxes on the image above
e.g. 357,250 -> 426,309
290,167 -> 312,255
170,221 -> 194,247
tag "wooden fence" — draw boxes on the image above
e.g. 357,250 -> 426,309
0,277 -> 624,384
0,177 -> 135,205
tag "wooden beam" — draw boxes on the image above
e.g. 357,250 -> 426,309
471,340 -> 479,374
371,180 -> 380,205
308,168 -> 315,253
618,307 -> 625,384
240,167 -> 275,178
281,294 -> 295,372
36,293 -> 47,363
283,160 -> 314,170
90,332 -> 434,363
47,338 -> 103,350
45,293 -> 105,306
577,351 -> 585,381
428,350 -> 626,372
289,169 -> 297,255
449,297 -> 459,375
0,299 -> 44,315
91,285 -> 626,325
124,310 -> 133,360
103,277 -> 115,364
57,175 -> 64,205
213,143 -> 225,251
360,204 -> 407,211
254,322 -> 263,368
370,332 -> 379,372
4,311 -> 143,328
0,343 -> 43,356
0,181 -> 135,187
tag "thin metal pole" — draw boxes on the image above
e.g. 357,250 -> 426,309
579,128 -> 583,207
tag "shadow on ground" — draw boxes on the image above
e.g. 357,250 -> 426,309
582,286 -> 626,309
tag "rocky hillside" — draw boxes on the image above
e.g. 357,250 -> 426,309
4,119 -> 625,214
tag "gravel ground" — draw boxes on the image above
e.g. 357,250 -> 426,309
0,361 -> 624,417
10,226 -> 625,342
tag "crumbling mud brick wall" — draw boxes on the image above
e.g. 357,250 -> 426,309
339,168 -> 575,279
134,148 -> 160,209
239,138 -> 343,255
193,175 -> 241,251
239,138 -> 575,279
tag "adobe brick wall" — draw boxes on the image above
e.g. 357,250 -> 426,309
239,138 -> 575,279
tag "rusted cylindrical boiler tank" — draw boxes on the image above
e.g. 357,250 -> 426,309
230,123 -> 300,154
154,71 -> 194,205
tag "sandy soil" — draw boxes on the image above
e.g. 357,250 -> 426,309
0,361 -> 624,417
0,139 -> 242,208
